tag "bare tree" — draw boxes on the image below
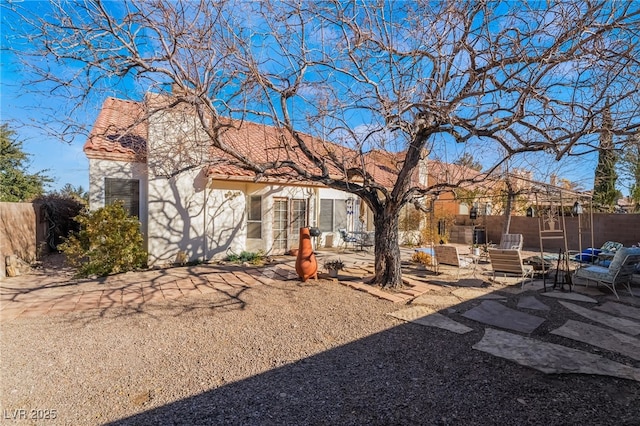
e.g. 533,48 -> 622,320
4,0 -> 640,287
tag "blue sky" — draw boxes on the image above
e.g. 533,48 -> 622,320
1,48 -> 90,192
0,1 -> 635,197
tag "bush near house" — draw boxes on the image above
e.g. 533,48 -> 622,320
411,251 -> 433,266
60,201 -> 147,277
225,251 -> 266,266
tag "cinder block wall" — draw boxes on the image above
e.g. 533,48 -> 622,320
453,214 -> 640,252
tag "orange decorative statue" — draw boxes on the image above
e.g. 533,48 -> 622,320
295,227 -> 318,282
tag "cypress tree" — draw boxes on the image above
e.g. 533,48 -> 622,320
592,103 -> 619,211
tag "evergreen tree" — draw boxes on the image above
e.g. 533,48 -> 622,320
620,132 -> 640,212
592,104 -> 620,211
0,123 -> 52,202
454,153 -> 483,171
54,183 -> 89,205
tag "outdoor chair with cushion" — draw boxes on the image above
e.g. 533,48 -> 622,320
573,247 -> 640,299
488,248 -> 535,288
573,241 -> 623,264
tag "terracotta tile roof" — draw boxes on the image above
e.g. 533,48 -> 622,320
204,117 -> 354,182
362,149 -> 426,189
426,160 -> 483,189
84,95 -> 410,189
84,98 -> 147,161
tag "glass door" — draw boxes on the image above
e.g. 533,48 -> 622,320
272,199 -> 288,253
290,199 -> 307,249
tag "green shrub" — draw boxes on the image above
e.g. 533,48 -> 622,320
225,250 -> 265,265
60,201 -> 147,277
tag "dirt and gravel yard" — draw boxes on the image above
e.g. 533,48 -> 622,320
2,267 -> 640,426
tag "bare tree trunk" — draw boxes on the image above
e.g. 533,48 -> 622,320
502,192 -> 514,236
372,206 -> 403,288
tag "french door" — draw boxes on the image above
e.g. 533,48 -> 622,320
272,198 -> 307,254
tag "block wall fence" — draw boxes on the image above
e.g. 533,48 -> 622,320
0,202 -> 47,280
451,214 -> 640,251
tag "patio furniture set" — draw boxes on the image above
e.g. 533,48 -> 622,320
414,235 -> 640,299
339,228 -> 374,252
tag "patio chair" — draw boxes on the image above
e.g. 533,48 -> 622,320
573,247 -> 640,299
488,248 -> 534,288
357,231 -> 374,252
497,234 -> 524,250
338,228 -> 357,251
573,241 -> 623,264
433,245 -> 474,279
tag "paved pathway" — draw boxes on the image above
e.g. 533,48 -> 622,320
0,248 -> 435,320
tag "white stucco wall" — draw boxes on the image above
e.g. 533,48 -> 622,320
145,177 -> 321,264
146,168 -> 210,266
87,158 -> 149,239
206,181 -> 247,259
145,97 -> 214,265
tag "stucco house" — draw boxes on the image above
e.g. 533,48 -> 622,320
84,91 -> 430,266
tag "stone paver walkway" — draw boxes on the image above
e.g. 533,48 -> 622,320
0,248 -> 436,320
0,265 -> 272,321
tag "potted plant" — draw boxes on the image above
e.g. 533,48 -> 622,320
323,258 -> 345,278
471,244 -> 481,256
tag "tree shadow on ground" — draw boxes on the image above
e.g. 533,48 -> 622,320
105,318 -> 640,426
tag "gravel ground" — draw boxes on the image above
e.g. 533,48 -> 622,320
2,271 -> 640,425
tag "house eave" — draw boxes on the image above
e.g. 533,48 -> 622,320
207,173 -> 326,188
85,151 -> 146,163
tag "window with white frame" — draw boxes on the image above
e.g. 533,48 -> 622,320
319,198 -> 347,232
247,195 -> 262,238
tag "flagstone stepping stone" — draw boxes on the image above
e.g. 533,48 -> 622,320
388,306 -> 473,334
540,291 -> 597,303
462,300 -> 545,333
496,280 -> 545,294
551,320 -> 640,361
595,301 -> 640,321
452,288 -> 506,301
517,296 -> 550,311
473,328 -> 640,382
558,301 -> 640,336
572,285 -> 604,296
411,294 -> 461,307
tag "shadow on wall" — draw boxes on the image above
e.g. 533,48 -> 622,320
204,184 -> 290,258
148,170 -> 247,266
205,189 -> 244,260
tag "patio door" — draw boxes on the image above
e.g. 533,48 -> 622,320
272,199 -> 288,254
289,199 -> 307,249
272,198 -> 308,254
